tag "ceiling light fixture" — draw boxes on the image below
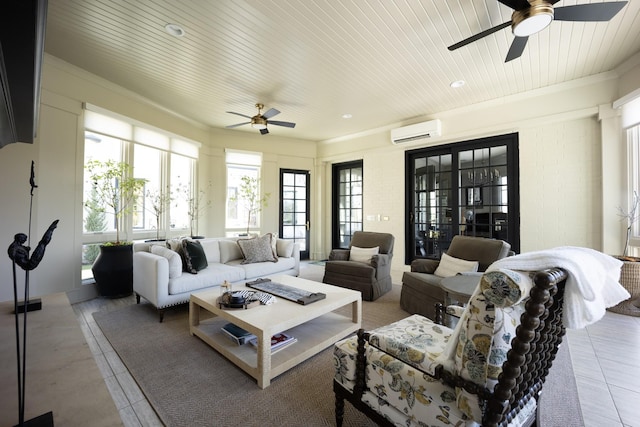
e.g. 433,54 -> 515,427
251,117 -> 267,130
342,113 -> 352,119
164,23 -> 185,37
511,0 -> 554,37
450,80 -> 465,88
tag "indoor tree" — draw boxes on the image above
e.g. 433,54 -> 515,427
145,185 -> 173,241
85,159 -> 147,244
176,181 -> 211,238
83,184 -> 107,263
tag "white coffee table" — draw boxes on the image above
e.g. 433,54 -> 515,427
189,274 -> 362,388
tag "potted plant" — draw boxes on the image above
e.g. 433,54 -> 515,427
145,185 -> 173,242
85,159 -> 147,297
176,181 -> 211,239
611,191 -> 640,315
231,176 -> 270,236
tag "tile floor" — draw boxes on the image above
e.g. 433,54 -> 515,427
72,266 -> 640,427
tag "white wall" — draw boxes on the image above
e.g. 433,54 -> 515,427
316,72 -> 629,272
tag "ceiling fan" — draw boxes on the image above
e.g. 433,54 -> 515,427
448,0 -> 628,62
226,103 -> 296,135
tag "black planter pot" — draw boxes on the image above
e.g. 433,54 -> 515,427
92,244 -> 134,298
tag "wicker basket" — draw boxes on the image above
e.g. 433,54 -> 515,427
608,260 -> 640,316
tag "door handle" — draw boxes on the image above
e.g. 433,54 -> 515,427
306,221 -> 310,231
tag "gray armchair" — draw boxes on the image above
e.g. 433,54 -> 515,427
401,235 -> 511,319
322,231 -> 394,301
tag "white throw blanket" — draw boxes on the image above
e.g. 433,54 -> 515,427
487,247 -> 629,329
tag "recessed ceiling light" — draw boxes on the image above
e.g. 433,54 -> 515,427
450,80 -> 465,88
342,113 -> 352,119
164,23 -> 185,37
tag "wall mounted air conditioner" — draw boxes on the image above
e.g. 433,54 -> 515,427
390,119 -> 442,145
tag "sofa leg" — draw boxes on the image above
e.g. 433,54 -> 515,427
158,309 -> 165,323
135,293 -> 141,304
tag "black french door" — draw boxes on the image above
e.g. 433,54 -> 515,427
279,169 -> 310,259
331,160 -> 363,249
405,133 -> 520,264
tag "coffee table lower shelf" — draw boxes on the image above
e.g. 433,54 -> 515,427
191,311 -> 359,388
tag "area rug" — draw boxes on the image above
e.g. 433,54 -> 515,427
93,268 -> 581,426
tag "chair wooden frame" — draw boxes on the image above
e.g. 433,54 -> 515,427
334,268 -> 568,427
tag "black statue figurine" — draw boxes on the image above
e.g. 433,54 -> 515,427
8,220 -> 59,271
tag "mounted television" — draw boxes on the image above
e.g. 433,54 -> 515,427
0,0 -> 47,149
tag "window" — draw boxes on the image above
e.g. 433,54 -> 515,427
332,160 -> 363,248
82,106 -> 199,280
627,124 -> 640,253
225,150 -> 263,236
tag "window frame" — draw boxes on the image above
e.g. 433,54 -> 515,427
81,107 -> 199,280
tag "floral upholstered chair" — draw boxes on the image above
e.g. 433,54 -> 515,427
333,268 -> 570,427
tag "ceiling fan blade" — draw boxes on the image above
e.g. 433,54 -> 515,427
260,128 -> 269,135
554,2 -> 628,22
497,0 -> 530,10
226,111 -> 252,119
226,122 -> 250,128
505,36 -> 528,62
268,120 -> 296,128
448,21 -> 512,51
262,108 -> 280,119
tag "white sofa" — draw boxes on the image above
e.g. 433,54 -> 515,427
133,236 -> 300,321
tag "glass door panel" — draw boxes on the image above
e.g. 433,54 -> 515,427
332,161 -> 363,249
412,154 -> 452,258
459,146 -> 509,240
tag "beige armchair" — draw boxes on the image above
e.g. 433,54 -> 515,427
322,231 -> 394,301
401,235 -> 511,319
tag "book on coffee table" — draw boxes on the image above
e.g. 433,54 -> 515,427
221,323 -> 256,345
249,332 -> 297,354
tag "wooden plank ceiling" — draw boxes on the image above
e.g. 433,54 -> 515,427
44,0 -> 640,142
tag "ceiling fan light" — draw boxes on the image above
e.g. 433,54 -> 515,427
251,117 -> 267,130
512,1 -> 554,37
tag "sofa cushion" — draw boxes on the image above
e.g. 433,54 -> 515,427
199,239 -> 221,263
349,246 -> 379,264
167,264 -> 245,295
237,234 -> 278,264
434,253 -> 479,278
276,239 -> 294,258
150,245 -> 182,279
231,256 -> 297,279
219,239 -> 243,263
182,239 -> 208,273
368,314 -> 454,375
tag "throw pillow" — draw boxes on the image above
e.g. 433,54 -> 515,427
166,238 -> 183,253
276,239 -> 294,258
237,234 -> 278,264
182,239 -> 208,273
433,253 -> 479,278
166,238 -> 188,271
349,246 -> 379,264
150,245 -> 183,279
268,232 -> 278,258
219,239 -> 243,263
